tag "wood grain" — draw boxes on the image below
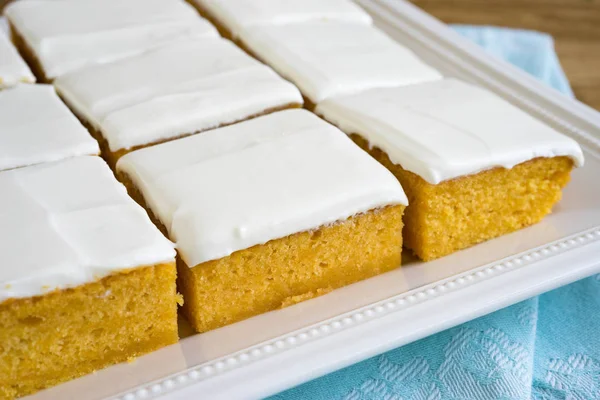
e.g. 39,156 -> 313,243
411,0 -> 600,110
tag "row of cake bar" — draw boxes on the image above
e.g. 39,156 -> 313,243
1,0 -> 585,254
0,1 -> 423,397
0,0 -> 584,397
1,0 -> 585,319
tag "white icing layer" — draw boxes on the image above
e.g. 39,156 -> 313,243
195,0 -> 372,37
117,109 -> 407,267
5,0 -> 218,79
239,22 -> 442,103
54,38 -> 303,152
0,30 -> 35,88
0,84 -> 99,171
316,79 -> 585,184
0,156 -> 175,302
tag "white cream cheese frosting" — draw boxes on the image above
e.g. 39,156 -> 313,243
239,22 -> 442,103
5,0 -> 219,79
54,37 -> 303,152
117,109 -> 407,267
316,78 -> 585,184
0,156 -> 176,302
0,84 -> 99,171
0,30 -> 35,88
195,0 -> 372,37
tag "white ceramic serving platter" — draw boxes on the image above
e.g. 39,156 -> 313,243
25,1 -> 600,399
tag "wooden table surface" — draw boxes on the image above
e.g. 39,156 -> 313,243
2,0 -> 598,109
411,0 -> 600,110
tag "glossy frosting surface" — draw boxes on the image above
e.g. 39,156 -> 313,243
118,109 -> 407,267
0,156 -> 175,301
54,38 -> 303,151
5,0 -> 218,79
316,78 -> 585,184
240,22 -> 442,103
195,0 -> 372,36
0,30 -> 35,88
0,84 -> 99,171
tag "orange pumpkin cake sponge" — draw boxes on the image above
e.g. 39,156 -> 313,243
0,156 -> 178,399
316,78 -> 584,261
117,109 -> 408,333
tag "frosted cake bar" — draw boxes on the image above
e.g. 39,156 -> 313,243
0,84 -> 98,171
117,109 -> 407,332
238,22 -> 442,105
193,0 -> 372,38
0,30 -> 34,88
5,0 -> 218,80
316,78 -> 584,260
0,156 -> 177,398
54,37 -> 303,167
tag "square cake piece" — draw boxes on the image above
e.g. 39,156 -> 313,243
193,0 -> 372,38
237,22 -> 442,105
0,156 -> 177,398
54,37 -> 303,168
4,0 -> 218,81
316,78 -> 585,261
0,30 -> 35,88
0,84 -> 99,172
117,109 -> 407,333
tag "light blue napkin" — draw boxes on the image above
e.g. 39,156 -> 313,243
452,25 -> 575,98
271,25 -> 600,400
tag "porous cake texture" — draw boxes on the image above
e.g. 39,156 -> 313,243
0,156 -> 177,399
117,109 -> 407,332
5,0 -> 218,81
193,0 -> 372,38
0,84 -> 99,171
0,30 -> 34,88
351,136 -> 574,261
54,37 -> 303,168
316,78 -> 584,260
237,22 -> 442,105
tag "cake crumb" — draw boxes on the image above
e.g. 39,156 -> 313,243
280,288 -> 334,308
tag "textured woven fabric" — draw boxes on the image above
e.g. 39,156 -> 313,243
271,25 -> 600,400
